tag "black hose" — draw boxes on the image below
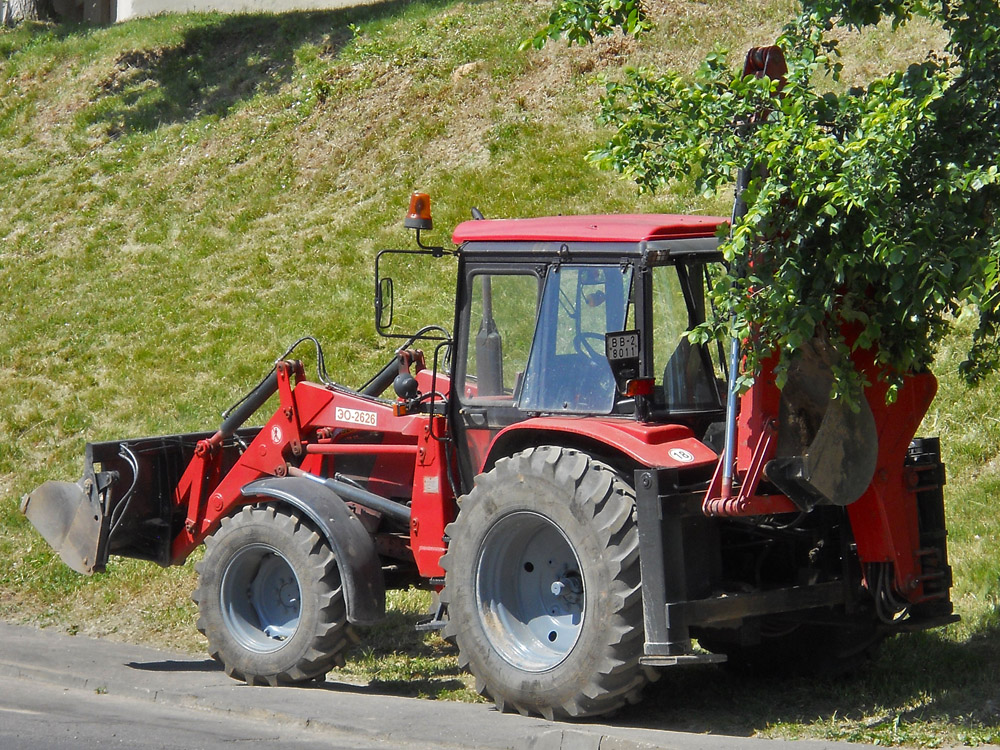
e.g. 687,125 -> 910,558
219,368 -> 279,437
358,325 -> 453,397
360,356 -> 400,397
291,468 -> 411,526
325,477 -> 411,526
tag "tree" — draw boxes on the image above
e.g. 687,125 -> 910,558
3,0 -> 54,25
533,0 -> 1000,401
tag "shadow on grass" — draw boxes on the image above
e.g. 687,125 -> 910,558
79,0 -> 457,136
323,674 -> 471,698
323,608 -> 472,699
310,604 -> 1000,739
612,618 -> 1000,739
0,19 -> 100,49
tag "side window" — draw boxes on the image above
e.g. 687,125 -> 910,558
461,273 -> 539,402
652,264 -> 721,410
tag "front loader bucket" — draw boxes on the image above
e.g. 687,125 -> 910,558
766,339 -> 878,510
22,429 -> 261,575
21,479 -> 107,575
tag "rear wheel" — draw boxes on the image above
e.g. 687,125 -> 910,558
441,446 -> 650,719
192,503 -> 352,686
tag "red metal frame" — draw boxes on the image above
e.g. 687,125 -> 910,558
847,371 -> 937,596
167,361 -> 456,578
702,344 -> 938,603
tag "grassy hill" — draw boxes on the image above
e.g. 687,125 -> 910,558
2,0 -> 999,744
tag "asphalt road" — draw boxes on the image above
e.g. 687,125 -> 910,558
0,679 -> 416,750
0,622 -> 862,750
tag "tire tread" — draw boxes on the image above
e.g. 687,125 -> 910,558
441,446 -> 648,719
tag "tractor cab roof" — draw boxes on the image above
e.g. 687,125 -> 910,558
452,214 -> 727,246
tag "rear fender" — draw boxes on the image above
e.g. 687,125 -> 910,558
241,476 -> 386,626
482,417 -> 717,474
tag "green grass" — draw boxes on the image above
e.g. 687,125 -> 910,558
1,1 -> 997,744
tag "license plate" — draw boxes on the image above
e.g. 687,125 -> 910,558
605,331 -> 640,361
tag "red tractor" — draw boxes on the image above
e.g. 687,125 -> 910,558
23,190 -> 956,719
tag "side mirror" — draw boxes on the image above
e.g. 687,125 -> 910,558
371,194 -> 454,341
375,276 -> 394,333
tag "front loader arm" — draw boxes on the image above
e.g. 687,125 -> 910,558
169,360 -> 305,562
167,359 -> 456,574
24,351 -> 456,578
168,357 -> 456,574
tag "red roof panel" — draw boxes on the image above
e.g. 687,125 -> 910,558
452,214 -> 727,244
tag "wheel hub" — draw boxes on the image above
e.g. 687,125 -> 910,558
550,571 -> 582,605
278,580 -> 299,609
475,511 -> 584,672
220,544 -> 302,653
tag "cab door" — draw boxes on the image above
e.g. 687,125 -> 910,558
451,261 -> 634,489
451,266 -> 541,487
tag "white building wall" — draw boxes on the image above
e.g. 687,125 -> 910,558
115,0 -> 375,21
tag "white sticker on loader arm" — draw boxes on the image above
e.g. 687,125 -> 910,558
335,406 -> 378,428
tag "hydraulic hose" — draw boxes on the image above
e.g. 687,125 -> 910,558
289,467 -> 411,526
721,165 -> 752,499
219,368 -> 279,438
360,356 -> 400,398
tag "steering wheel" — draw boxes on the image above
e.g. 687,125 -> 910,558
570,333 -> 616,407
574,332 -> 606,361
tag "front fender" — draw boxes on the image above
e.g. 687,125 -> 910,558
241,476 -> 385,626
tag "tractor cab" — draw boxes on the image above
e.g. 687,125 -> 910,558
446,213 -> 728,483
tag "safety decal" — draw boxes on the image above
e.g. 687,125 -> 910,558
668,447 -> 695,464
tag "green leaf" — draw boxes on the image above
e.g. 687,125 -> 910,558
544,0 -> 1000,398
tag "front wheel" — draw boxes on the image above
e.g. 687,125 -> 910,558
441,446 -> 650,719
192,503 -> 353,686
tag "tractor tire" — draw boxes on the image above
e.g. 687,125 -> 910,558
192,503 -> 353,686
440,446 -> 651,720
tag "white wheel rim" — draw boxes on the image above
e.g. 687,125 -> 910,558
475,511 -> 584,672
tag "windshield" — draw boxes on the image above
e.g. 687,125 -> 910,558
455,260 -> 720,421
518,264 -> 632,414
